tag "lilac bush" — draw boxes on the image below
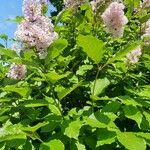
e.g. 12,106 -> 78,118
0,0 -> 150,149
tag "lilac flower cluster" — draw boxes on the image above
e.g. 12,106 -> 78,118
125,47 -> 142,64
7,64 -> 27,80
64,0 -> 86,9
141,20 -> 150,47
143,20 -> 150,37
15,0 -> 58,59
143,0 -> 150,7
101,2 -> 128,38
8,0 -> 57,80
22,0 -> 42,22
15,16 -> 58,58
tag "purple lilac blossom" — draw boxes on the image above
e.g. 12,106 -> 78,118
101,2 -> 128,38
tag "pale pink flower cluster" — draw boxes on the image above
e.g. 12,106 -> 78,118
101,2 -> 128,38
64,0 -> 86,8
15,16 -> 58,58
143,20 -> 150,37
7,0 -> 57,80
142,0 -> 150,7
23,0 -> 42,22
15,0 -> 58,59
7,64 -> 27,80
125,47 -> 142,64
142,20 -> 150,46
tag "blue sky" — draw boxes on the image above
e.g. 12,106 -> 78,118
0,0 -> 22,46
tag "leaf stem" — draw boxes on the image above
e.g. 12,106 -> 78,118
51,85 -> 64,120
91,63 -> 107,112
92,65 -> 101,96
92,64 -> 107,96
91,64 -> 102,112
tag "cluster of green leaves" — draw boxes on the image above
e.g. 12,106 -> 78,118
0,0 -> 150,149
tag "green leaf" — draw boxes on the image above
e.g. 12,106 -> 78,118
0,48 -> 17,58
0,43 -> 4,47
45,96 -> 62,115
0,108 -> 10,116
91,78 -> 110,96
2,85 -> 31,97
102,101 -> 121,113
23,99 -> 49,107
125,0 -> 140,17
41,114 -> 62,132
84,135 -> 97,150
70,140 -> 86,150
90,95 -> 116,101
74,142 -> 86,150
140,14 -> 150,23
0,116 -> 9,122
64,119 -> 82,139
8,57 -> 22,64
96,128 -> 116,147
57,55 -> 74,67
0,142 -> 5,150
6,139 -> 26,148
76,64 -> 93,76
21,122 -> 48,133
45,71 -> 70,84
123,105 -> 143,127
48,104 -> 61,115
118,96 -> 141,107
106,41 -> 141,64
0,121 -> 26,143
85,112 -> 118,130
40,139 -> 64,150
57,81 -> 82,100
0,34 -> 8,41
138,86 -> 150,98
85,114 -> 108,129
135,132 -> 150,140
143,112 -> 150,126
7,16 -> 24,23
145,61 -> 150,70
117,132 -> 146,150
46,38 -> 68,60
56,9 -> 73,23
23,50 -> 36,60
77,35 -> 105,63
22,140 -> 33,150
